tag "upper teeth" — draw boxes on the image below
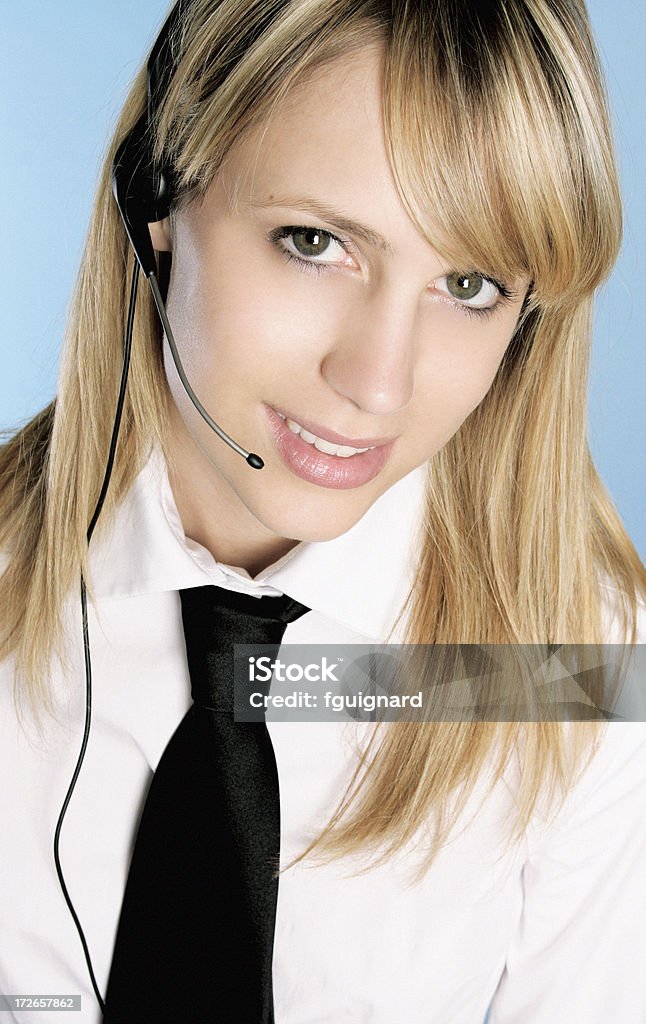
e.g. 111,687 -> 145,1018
277,413 -> 375,457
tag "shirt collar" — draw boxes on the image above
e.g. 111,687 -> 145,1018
90,447 -> 427,640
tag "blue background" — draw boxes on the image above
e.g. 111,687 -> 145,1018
1,1 -> 644,559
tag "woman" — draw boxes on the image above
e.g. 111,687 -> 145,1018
1,0 -> 645,1021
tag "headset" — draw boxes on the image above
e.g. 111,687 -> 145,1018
52,1 -> 264,1013
114,0 -> 264,469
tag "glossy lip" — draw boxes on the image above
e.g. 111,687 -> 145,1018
263,405 -> 396,490
270,405 -> 396,449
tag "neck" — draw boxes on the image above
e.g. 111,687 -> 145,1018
165,408 -> 300,578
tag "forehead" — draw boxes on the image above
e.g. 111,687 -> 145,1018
217,42 -> 456,268
222,45 -> 389,212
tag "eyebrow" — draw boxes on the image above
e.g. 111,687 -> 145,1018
249,194 -> 395,256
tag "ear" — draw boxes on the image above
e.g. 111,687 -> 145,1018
148,216 -> 173,252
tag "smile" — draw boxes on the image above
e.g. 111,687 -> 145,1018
264,405 -> 396,490
279,414 -> 375,458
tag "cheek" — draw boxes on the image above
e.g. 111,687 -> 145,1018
412,320 -> 515,437
167,238 -> 330,382
438,355 -> 501,411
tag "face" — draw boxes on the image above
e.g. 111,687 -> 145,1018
150,42 -> 528,570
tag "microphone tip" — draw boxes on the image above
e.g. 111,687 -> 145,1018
246,452 -> 264,470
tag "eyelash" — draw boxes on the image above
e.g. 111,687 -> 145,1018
267,225 -> 515,320
268,226 -> 350,275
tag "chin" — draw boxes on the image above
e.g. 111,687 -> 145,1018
253,501 -> 366,546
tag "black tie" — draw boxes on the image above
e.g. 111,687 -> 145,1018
103,584 -> 310,1024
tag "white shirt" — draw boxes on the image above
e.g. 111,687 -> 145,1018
1,448 -> 645,1023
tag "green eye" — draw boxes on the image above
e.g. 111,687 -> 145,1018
291,228 -> 332,258
445,273 -> 484,301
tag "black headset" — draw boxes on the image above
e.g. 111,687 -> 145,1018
53,2 -> 264,1014
111,1 -> 178,282
111,0 -> 264,470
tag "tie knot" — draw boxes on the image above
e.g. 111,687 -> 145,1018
179,585 -> 310,711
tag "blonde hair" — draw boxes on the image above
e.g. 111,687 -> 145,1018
1,0 -> 644,873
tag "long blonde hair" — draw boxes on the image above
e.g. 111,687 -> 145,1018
1,0 -> 644,873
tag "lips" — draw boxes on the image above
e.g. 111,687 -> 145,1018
263,405 -> 396,490
271,406 -> 395,449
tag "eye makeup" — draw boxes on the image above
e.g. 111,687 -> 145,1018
266,224 -> 517,319
267,225 -> 354,273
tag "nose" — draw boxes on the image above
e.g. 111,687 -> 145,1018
319,290 -> 417,416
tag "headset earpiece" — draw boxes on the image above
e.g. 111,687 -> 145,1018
112,118 -> 160,278
111,2 -> 182,277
